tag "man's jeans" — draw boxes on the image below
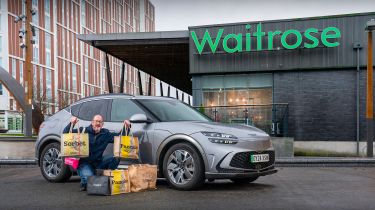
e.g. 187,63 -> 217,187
77,155 -> 120,186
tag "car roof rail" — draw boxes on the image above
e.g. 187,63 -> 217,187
61,93 -> 135,110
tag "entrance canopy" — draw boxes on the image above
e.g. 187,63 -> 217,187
77,31 -> 191,94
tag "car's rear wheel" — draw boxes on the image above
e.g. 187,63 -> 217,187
230,176 -> 259,184
162,143 -> 204,190
40,142 -> 72,182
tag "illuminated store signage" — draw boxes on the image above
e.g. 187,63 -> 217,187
191,23 -> 341,54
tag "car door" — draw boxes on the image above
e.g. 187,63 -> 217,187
106,98 -> 155,164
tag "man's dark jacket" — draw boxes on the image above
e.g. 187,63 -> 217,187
63,123 -> 129,164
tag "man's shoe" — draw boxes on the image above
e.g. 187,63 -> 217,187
80,184 -> 87,191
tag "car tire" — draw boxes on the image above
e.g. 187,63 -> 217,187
230,176 -> 259,184
40,142 -> 72,182
162,143 -> 205,190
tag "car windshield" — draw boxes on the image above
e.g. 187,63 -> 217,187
137,99 -> 212,122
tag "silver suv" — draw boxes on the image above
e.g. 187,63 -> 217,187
35,94 -> 277,190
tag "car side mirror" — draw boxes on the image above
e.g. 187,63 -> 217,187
129,114 -> 153,124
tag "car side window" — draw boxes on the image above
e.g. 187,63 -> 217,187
111,99 -> 146,122
78,100 -> 109,121
71,104 -> 81,116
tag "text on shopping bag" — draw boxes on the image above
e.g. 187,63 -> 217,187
61,132 -> 89,157
113,135 -> 139,159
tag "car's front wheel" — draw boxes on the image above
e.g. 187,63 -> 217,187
162,143 -> 205,190
40,142 -> 72,182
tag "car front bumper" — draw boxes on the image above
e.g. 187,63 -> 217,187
205,167 -> 278,179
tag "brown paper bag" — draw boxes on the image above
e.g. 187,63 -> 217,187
128,164 -> 157,192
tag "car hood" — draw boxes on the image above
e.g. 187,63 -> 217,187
155,121 -> 269,138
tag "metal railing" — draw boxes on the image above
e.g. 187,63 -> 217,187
195,104 -> 289,136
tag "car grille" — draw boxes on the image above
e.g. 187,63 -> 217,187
229,151 -> 275,170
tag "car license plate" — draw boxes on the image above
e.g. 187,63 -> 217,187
250,154 -> 269,163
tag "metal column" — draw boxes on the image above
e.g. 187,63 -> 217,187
105,54 -> 113,93
160,81 -> 163,96
366,30 -> 374,157
119,62 -> 125,93
353,42 -> 362,156
138,70 -> 143,95
148,75 -> 152,96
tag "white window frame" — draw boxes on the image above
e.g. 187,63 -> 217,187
45,0 -> 51,31
72,64 -> 77,92
45,33 -> 51,67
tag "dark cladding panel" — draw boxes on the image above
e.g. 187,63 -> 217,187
273,69 -> 365,141
189,13 -> 375,74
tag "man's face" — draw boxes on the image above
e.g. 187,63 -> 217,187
91,115 -> 104,133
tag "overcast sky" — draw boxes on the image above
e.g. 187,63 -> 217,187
151,0 -> 375,31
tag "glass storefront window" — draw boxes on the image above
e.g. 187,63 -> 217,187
0,117 -> 5,129
7,117 -> 12,129
201,73 -> 272,107
202,89 -> 224,107
203,88 -> 271,106
202,88 -> 272,123
226,89 -> 250,106
200,74 -> 273,131
7,116 -> 22,131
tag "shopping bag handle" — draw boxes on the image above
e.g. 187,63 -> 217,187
119,126 -> 132,137
68,122 -> 86,156
69,122 -> 82,134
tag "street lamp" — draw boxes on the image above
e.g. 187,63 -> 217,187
365,19 -> 375,157
15,0 -> 36,137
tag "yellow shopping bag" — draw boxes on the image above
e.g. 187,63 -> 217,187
103,169 -> 131,195
60,125 -> 89,157
113,128 -> 139,159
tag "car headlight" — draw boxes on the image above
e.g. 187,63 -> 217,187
201,132 -> 238,144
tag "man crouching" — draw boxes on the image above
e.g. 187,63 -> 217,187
63,114 -> 131,191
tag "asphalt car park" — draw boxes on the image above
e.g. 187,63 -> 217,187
1,166 -> 374,210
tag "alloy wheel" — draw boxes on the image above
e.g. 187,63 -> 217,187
167,149 -> 195,185
42,147 -> 62,178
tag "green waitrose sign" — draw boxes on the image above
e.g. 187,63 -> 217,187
190,23 -> 341,54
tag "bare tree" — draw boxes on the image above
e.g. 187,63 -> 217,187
32,87 -> 55,134
57,91 -> 70,110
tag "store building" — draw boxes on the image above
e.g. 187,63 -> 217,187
80,12 -> 375,153
189,12 -> 375,145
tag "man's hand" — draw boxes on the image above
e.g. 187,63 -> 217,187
124,120 -> 131,128
71,116 -> 79,125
